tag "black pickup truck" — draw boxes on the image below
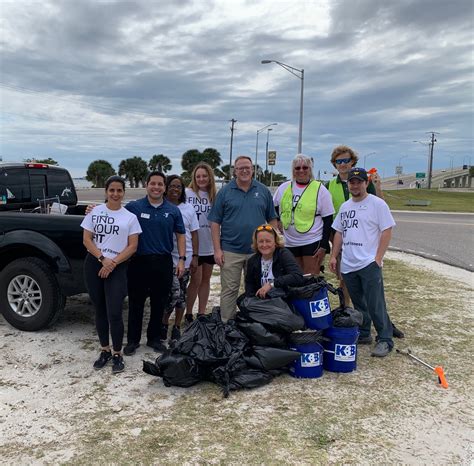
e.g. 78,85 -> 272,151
0,163 -> 87,331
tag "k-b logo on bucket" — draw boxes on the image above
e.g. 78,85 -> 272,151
334,344 -> 356,362
301,352 -> 322,368
309,297 -> 330,318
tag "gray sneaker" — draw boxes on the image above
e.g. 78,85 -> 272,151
371,341 -> 391,357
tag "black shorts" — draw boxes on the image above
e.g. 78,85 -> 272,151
198,255 -> 215,266
287,240 -> 321,258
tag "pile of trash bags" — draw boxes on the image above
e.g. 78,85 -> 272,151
143,296 -> 305,397
143,278 -> 363,396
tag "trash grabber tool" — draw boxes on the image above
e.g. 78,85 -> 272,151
396,349 -> 449,389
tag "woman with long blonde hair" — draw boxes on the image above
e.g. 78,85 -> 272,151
185,162 -> 217,321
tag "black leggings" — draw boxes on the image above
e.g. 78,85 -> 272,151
84,254 -> 128,352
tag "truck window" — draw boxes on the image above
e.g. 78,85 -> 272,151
0,168 -> 30,204
47,169 -> 75,202
30,174 -> 48,202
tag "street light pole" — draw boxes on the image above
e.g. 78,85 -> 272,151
255,123 -> 278,180
261,60 -> 304,154
265,128 -> 272,177
363,152 -> 376,168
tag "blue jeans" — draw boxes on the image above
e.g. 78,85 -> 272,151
342,261 -> 393,347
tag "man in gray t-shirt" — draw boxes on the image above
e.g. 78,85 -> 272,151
208,156 -> 277,320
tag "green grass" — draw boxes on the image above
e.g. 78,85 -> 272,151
384,189 -> 474,212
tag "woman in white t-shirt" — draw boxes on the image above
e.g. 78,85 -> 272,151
184,162 -> 217,322
81,176 -> 141,374
161,175 -> 200,342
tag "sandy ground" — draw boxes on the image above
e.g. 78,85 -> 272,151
0,252 -> 473,464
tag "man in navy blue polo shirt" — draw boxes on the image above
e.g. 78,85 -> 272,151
209,155 -> 278,321
124,171 -> 186,354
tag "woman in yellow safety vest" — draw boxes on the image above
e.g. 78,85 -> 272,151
273,154 -> 335,275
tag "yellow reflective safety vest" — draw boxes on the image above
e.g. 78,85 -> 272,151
327,178 -> 348,215
280,180 -> 321,233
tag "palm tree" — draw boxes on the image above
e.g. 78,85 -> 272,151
149,154 -> 172,173
119,156 -> 148,187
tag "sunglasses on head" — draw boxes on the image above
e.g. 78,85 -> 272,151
294,166 -> 309,171
256,224 -> 273,232
335,158 -> 352,165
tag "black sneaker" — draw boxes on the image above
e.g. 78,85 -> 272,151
123,343 -> 140,356
185,314 -> 194,323
111,354 -> 125,373
392,324 -> 405,339
357,335 -> 373,345
160,324 -> 169,341
93,350 -> 112,370
171,325 -> 181,341
147,340 -> 167,353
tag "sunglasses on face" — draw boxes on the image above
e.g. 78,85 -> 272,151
335,158 -> 352,165
294,166 -> 309,171
256,224 -> 273,232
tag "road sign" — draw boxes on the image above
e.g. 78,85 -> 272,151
395,166 -> 403,175
268,150 -> 276,166
416,172 -> 426,179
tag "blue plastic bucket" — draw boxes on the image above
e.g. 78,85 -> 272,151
289,342 -> 324,378
291,287 -> 333,330
322,326 -> 359,373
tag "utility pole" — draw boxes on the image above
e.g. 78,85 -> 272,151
426,131 -> 439,189
229,119 -> 237,180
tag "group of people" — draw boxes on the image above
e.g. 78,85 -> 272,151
81,145 -> 400,374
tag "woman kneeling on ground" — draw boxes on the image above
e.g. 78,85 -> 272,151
81,176 -> 142,374
245,224 -> 305,298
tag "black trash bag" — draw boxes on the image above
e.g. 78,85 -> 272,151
331,306 -> 363,327
244,346 -> 300,371
235,320 -> 288,348
211,351 -> 273,397
142,350 -> 202,388
330,287 -> 363,327
236,295 -> 305,333
289,330 -> 325,345
175,307 -> 246,364
287,276 -> 338,300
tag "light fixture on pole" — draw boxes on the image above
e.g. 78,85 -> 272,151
255,123 -> 278,179
363,152 -> 376,168
261,60 -> 304,154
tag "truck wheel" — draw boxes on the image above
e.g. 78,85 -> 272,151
0,257 -> 65,331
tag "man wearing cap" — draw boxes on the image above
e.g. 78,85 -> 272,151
329,167 -> 395,357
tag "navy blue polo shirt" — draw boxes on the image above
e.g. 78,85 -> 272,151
126,197 -> 185,255
208,179 -> 277,254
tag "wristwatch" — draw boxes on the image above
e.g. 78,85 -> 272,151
98,255 -> 105,263
178,256 -> 186,261
192,254 -> 199,257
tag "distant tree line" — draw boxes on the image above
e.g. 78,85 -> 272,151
85,149 -> 287,188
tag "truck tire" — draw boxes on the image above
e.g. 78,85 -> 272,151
0,257 -> 66,331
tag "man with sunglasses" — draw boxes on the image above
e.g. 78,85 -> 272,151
209,155 -> 278,321
273,154 -> 334,275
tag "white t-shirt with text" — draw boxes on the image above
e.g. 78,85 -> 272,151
81,204 -> 142,259
332,194 -> 395,273
185,188 -> 214,256
171,202 -> 200,268
273,180 -> 335,246
260,258 -> 275,286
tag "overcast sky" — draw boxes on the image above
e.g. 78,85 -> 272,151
1,0 -> 472,179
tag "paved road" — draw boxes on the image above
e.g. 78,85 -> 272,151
76,189 -> 474,271
391,211 -> 474,271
